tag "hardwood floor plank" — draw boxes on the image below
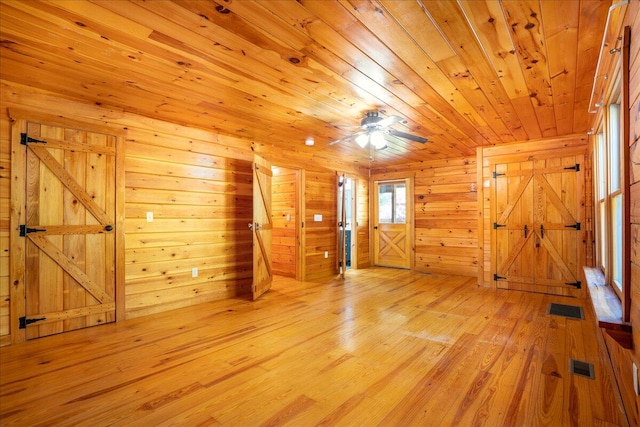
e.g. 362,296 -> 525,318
0,268 -> 628,426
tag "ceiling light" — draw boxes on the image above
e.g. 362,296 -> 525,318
355,133 -> 369,148
370,131 -> 386,149
304,137 -> 314,146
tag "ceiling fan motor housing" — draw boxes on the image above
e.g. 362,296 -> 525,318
361,111 -> 382,128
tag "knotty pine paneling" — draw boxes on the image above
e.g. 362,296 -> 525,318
371,157 -> 478,277
413,158 -> 478,277
123,129 -> 253,318
272,167 -> 297,278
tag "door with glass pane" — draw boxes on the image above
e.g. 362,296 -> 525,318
373,179 -> 412,268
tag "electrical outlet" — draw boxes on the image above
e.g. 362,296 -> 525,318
146,212 -> 154,222
324,251 -> 328,259
634,362 -> 639,396
192,267 -> 198,278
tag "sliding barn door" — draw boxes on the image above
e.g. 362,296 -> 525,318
251,155 -> 273,300
492,155 -> 584,297
18,121 -> 118,339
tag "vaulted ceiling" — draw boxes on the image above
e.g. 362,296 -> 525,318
0,0 -> 621,167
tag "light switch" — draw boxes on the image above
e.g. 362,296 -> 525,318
146,212 -> 154,222
314,214 -> 322,222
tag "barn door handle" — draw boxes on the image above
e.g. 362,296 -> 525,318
540,224 -> 544,238
374,226 -> 378,230
524,224 -> 528,238
104,225 -> 113,232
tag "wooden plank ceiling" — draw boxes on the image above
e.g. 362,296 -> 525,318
0,0 -> 614,167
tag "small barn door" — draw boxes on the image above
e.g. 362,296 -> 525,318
493,154 -> 584,296
373,179 -> 412,269
251,155 -> 273,300
18,120 -> 118,339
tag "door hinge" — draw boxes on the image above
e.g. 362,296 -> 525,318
19,225 -> 46,236
493,273 -> 506,281
493,171 -> 505,178
565,222 -> 581,230
493,223 -> 506,229
20,133 -> 47,145
564,164 -> 580,172
19,316 -> 46,329
565,281 -> 582,289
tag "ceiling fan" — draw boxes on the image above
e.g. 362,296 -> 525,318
328,111 -> 428,150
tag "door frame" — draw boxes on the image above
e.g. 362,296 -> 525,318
485,145 -> 586,296
9,110 -> 125,344
337,173 -> 358,275
371,178 -> 414,269
271,164 -> 304,281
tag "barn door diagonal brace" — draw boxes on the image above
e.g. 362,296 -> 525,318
20,133 -> 47,145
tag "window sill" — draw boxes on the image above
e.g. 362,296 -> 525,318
583,267 -> 632,349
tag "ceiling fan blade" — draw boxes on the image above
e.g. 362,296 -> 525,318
388,129 -> 428,143
376,115 -> 403,128
328,131 -> 367,146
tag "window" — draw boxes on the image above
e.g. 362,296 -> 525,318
378,182 -> 406,224
593,94 -> 624,296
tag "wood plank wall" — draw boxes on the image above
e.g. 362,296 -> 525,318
272,167 -> 297,278
371,157 -> 478,277
123,129 -> 254,318
598,2 -> 640,424
0,82 -> 356,344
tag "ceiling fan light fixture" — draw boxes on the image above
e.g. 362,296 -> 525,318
371,131 -> 386,149
355,133 -> 369,148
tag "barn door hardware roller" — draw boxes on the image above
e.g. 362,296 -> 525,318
19,225 -> 46,236
565,281 -> 582,289
20,133 -> 47,145
564,222 -> 581,230
19,316 -> 46,329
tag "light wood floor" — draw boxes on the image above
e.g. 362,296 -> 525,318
0,268 -> 629,426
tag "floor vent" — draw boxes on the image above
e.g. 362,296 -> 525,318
570,359 -> 595,379
547,303 -> 584,320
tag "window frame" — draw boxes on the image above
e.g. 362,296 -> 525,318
591,26 -> 631,322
